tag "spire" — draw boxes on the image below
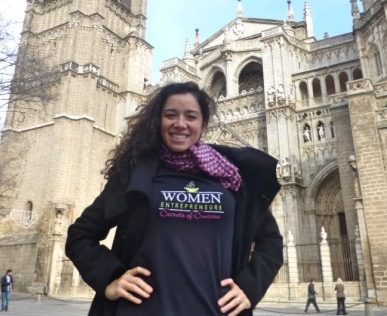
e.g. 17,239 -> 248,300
350,0 -> 360,19
287,0 -> 294,21
183,38 -> 195,66
304,0 -> 314,38
184,38 -> 192,58
237,0 -> 244,18
194,28 -> 200,47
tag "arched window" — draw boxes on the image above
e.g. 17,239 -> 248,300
339,72 -> 348,92
325,75 -> 335,95
209,71 -> 227,98
374,50 -> 383,76
299,81 -> 308,102
368,44 -> 383,78
353,68 -> 363,80
312,78 -> 322,99
238,62 -> 264,94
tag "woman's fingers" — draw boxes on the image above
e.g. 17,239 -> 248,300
122,267 -> 153,294
218,278 -> 251,315
104,266 -> 153,302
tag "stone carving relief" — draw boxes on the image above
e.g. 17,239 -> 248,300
374,81 -> 387,97
232,18 -> 245,37
268,108 -> 293,122
33,0 -> 73,13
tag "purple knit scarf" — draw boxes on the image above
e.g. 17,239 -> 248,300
159,141 -> 241,191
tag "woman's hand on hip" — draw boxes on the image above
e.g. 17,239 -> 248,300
104,266 -> 153,304
218,278 -> 251,316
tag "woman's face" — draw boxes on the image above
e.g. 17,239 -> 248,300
161,93 -> 204,152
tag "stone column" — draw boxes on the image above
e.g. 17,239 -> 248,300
287,230 -> 299,300
223,50 -> 234,97
48,205 -> 66,295
307,78 -> 314,105
320,75 -> 328,104
319,227 -> 333,300
333,72 -> 341,94
355,224 -> 367,300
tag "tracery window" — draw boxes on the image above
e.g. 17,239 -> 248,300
374,50 -> 383,76
209,71 -> 227,99
352,68 -> 363,80
238,62 -> 263,94
312,78 -> 322,100
299,81 -> 308,103
325,75 -> 335,95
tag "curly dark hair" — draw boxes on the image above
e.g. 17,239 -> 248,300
103,81 -> 217,180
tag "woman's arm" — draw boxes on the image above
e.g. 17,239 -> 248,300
65,182 -> 127,298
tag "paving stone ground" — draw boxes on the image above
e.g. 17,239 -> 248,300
4,293 -> 387,315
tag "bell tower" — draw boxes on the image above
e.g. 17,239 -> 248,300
0,0 -> 151,295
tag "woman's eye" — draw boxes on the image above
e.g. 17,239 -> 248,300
164,113 -> 175,119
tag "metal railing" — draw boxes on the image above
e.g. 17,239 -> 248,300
296,243 -> 323,282
329,238 -> 359,281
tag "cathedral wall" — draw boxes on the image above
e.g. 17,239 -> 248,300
0,236 -> 38,292
347,91 -> 387,302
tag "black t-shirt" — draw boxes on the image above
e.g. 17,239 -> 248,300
115,165 -> 236,316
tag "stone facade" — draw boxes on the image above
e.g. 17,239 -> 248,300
0,0 -> 151,296
0,0 -> 387,305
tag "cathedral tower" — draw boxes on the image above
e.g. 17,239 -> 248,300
0,0 -> 151,295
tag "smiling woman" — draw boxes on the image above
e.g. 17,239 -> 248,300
65,81 -> 283,316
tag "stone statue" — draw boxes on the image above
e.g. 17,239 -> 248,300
277,84 -> 285,104
267,86 -> 276,105
288,84 -> 295,104
223,26 -> 231,45
348,154 -> 361,198
53,211 -> 63,235
320,226 -> 328,243
276,162 -> 281,178
303,125 -> 311,142
318,124 -> 325,140
282,157 -> 291,178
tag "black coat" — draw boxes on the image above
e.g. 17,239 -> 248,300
65,145 -> 283,316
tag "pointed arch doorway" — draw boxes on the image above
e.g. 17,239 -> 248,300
314,169 -> 359,281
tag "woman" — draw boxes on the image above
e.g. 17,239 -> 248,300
65,82 -> 283,316
334,278 -> 347,315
